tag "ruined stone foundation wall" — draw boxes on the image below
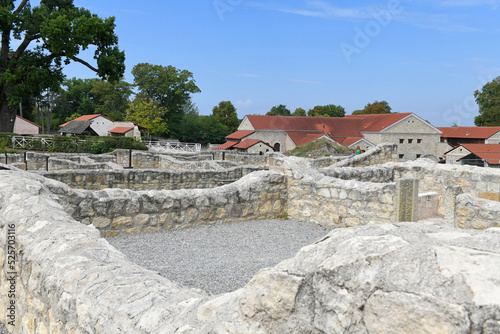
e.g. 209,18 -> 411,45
37,166 -> 266,191
287,176 -> 396,227
391,160 -> 500,215
58,171 -> 287,237
331,143 -> 398,168
455,193 -> 500,230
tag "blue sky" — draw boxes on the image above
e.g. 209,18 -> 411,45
62,0 -> 500,126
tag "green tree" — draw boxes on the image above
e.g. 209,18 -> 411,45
307,105 -> 325,117
176,111 -> 229,144
0,0 -> 125,132
292,107 -> 306,116
212,101 -> 239,133
52,78 -> 100,123
91,79 -> 133,121
352,100 -> 392,115
266,104 -> 291,116
474,76 -> 500,126
322,104 -> 345,117
125,99 -> 168,136
131,63 -> 201,129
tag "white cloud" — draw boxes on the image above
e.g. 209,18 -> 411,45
236,99 -> 254,108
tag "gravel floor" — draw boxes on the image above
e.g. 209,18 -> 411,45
107,219 -> 333,295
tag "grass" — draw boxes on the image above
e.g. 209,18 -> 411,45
286,138 -> 352,158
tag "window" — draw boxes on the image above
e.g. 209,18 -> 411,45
399,139 -> 404,144
416,154 -> 421,158
408,139 -> 413,144
273,143 -> 281,152
399,154 -> 404,159
417,139 -> 422,144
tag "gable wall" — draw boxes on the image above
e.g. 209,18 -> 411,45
14,117 -> 39,135
486,131 -> 500,144
238,117 -> 255,131
91,116 -> 115,136
445,146 -> 472,164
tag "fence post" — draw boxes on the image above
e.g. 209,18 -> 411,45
395,178 -> 419,222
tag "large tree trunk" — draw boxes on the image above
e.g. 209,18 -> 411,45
0,97 -> 16,133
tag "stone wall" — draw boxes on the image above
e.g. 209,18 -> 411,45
319,166 -> 394,183
391,159 -> 500,216
454,193 -> 500,230
332,143 -> 398,167
2,171 -> 498,333
50,170 -> 287,237
37,166 -> 267,191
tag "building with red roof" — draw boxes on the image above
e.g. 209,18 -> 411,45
14,115 -> 41,135
59,114 -> 114,136
452,144 -> 500,167
445,144 -> 500,166
438,127 -> 500,147
216,113 -> 448,160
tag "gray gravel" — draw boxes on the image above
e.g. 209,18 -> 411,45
107,219 -> 333,295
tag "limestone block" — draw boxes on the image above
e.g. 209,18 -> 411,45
201,208 -> 214,220
364,290 -> 469,334
172,212 -> 185,224
187,208 -> 199,222
240,269 -> 303,320
112,216 -> 133,229
259,201 -> 272,215
136,214 -> 150,225
158,213 -> 170,225
216,208 -> 228,219
92,217 -> 111,228
122,226 -> 142,234
242,204 -> 254,217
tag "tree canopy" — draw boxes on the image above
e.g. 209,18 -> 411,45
131,63 -> 201,128
474,76 -> 500,126
352,100 -> 392,115
125,99 -> 168,136
292,107 -> 306,116
0,0 -> 125,132
212,100 -> 239,133
266,104 -> 291,116
308,104 -> 345,117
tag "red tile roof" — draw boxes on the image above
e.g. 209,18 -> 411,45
226,130 -> 255,140
233,139 -> 264,149
457,144 -> 500,164
338,137 -> 366,147
345,113 -> 412,132
213,141 -> 238,150
245,113 -> 413,136
16,115 -> 41,128
109,126 -> 134,134
60,114 -> 112,127
438,127 -> 500,139
286,132 -> 326,146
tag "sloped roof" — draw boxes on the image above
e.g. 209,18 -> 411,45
456,144 -> 500,164
226,130 -> 255,140
59,120 -> 93,134
286,132 -> 326,146
245,113 -> 413,135
60,114 -> 113,127
213,141 -> 238,150
438,127 -> 500,139
16,115 -> 41,128
233,139 -> 266,149
338,137 -> 367,147
109,127 -> 134,134
345,113 -> 412,132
